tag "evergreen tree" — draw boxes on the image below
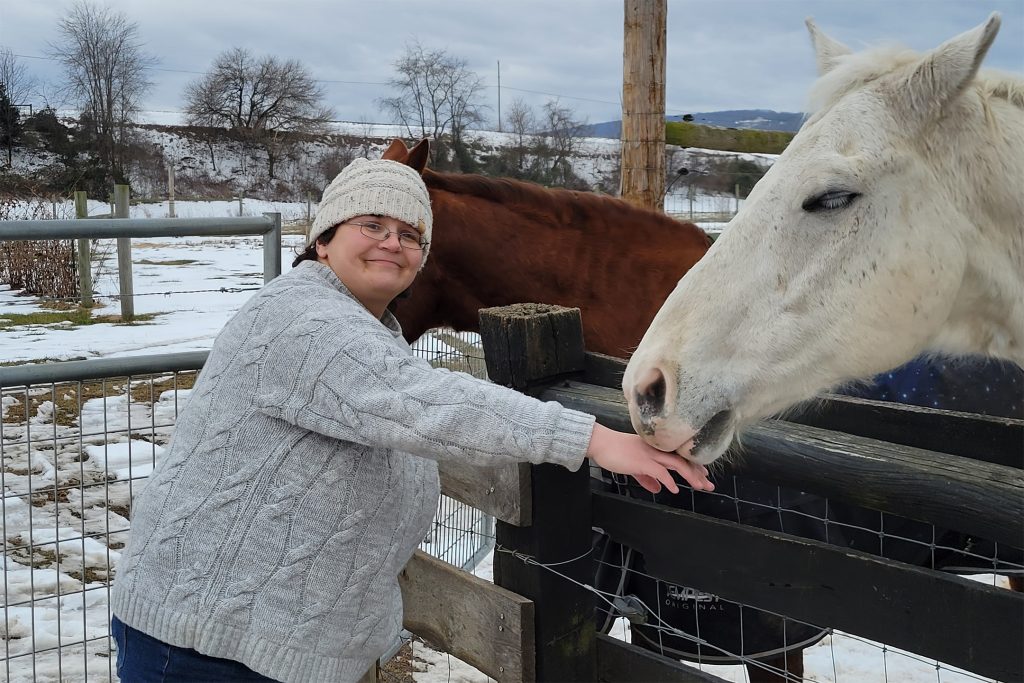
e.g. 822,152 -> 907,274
0,83 -> 22,166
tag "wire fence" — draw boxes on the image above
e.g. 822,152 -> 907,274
584,469 -> 1017,683
0,330 -> 493,683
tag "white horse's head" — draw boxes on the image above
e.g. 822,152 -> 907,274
624,13 -> 1024,464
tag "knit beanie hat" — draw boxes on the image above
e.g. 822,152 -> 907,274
308,157 -> 433,263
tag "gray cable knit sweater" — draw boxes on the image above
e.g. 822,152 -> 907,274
110,261 -> 595,683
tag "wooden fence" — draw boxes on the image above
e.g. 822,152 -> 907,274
398,303 -> 1024,682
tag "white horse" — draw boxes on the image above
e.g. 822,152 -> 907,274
623,13 -> 1024,465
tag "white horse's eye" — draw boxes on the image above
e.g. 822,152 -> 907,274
802,190 -> 860,212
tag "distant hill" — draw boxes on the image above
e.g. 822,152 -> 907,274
582,109 -> 805,138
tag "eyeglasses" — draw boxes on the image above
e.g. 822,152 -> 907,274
342,221 -> 428,251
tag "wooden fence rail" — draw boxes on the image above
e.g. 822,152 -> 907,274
402,303 -> 1023,682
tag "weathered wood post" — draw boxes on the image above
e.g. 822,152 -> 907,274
114,184 -> 134,321
74,191 -> 93,308
168,166 -> 176,218
479,303 -> 596,682
620,0 -> 667,211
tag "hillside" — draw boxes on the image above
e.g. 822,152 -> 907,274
582,109 -> 804,138
1,118 -> 776,210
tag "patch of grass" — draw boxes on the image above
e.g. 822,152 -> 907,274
129,373 -> 198,404
665,120 -> 794,154
136,258 -> 199,266
107,502 -> 131,520
65,566 -> 111,584
3,379 -> 125,426
9,545 -> 60,569
0,310 -> 161,331
38,300 -> 103,312
0,357 -> 88,367
3,371 -> 199,426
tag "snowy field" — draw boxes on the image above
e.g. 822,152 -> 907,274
0,204 -> 1008,683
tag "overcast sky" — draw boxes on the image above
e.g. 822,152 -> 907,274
2,0 -> 1022,128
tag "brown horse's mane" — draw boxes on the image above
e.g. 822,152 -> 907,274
423,168 -> 711,243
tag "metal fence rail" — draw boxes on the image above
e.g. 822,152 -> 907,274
0,215 -> 283,288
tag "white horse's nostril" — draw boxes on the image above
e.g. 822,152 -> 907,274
634,366 -> 668,420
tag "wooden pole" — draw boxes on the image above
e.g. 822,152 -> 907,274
480,303 -> 595,682
114,184 -> 134,321
620,0 -> 667,211
168,166 -> 176,218
74,191 -> 93,308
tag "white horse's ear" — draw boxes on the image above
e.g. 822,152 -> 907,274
903,12 -> 1001,115
806,17 -> 852,76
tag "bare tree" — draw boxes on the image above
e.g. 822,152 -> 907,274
49,0 -> 154,183
379,41 -> 486,168
504,97 -> 536,172
184,47 -> 334,180
540,100 -> 588,188
0,49 -> 39,166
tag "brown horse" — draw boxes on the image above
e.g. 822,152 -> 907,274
380,138 -> 710,359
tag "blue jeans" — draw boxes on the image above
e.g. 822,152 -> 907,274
111,616 -> 279,682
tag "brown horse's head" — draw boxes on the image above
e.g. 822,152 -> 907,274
378,137 -> 711,359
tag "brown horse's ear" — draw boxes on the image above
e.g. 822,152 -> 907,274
381,138 -> 410,162
405,139 -> 430,174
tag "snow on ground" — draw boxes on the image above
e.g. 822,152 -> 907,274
0,206 -> 1003,683
0,197 -> 736,364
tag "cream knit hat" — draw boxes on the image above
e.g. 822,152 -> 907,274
308,157 -> 433,262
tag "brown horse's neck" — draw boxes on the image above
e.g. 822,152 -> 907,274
397,170 -> 710,358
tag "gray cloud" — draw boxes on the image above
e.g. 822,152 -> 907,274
2,0 -> 1021,126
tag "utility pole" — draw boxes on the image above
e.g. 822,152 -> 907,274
497,60 -> 502,133
620,0 -> 667,211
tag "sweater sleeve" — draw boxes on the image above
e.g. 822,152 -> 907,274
252,304 -> 594,471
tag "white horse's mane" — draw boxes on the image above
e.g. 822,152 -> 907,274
806,43 -> 1024,117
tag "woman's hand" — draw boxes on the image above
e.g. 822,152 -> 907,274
586,423 -> 715,494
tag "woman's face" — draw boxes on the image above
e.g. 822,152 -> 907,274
316,214 -> 424,317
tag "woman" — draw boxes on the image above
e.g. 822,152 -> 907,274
110,155 -> 713,683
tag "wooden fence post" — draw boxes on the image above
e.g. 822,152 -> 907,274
168,166 -> 176,218
620,0 -> 667,211
114,184 -> 134,321
480,303 -> 596,682
74,191 -> 93,308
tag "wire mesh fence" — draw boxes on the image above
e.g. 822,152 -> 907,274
1,329 -> 493,683
587,467 -> 1019,683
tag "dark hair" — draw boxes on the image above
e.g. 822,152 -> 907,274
291,225 -> 339,268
